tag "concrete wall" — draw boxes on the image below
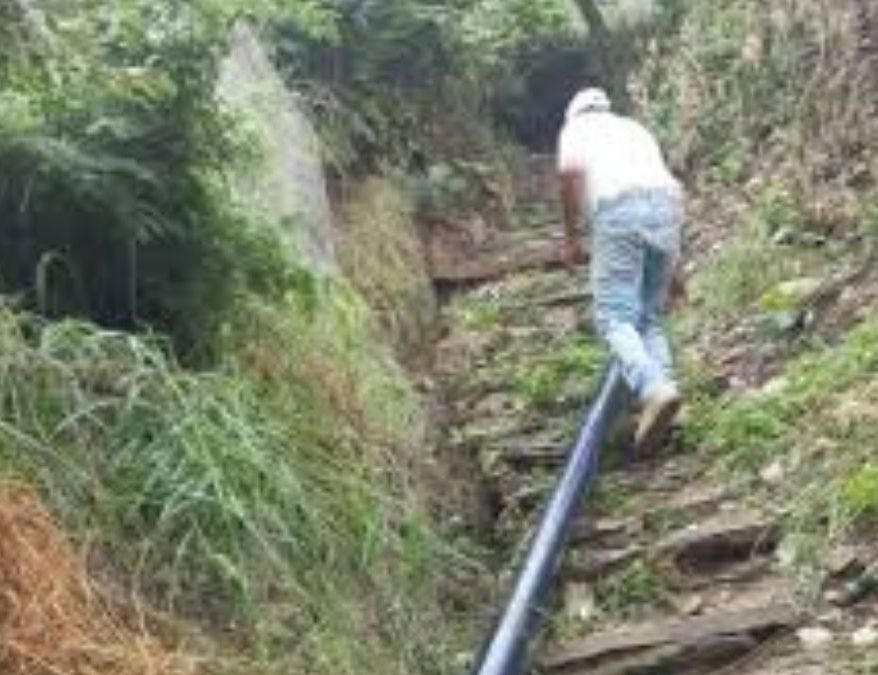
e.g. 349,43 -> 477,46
218,23 -> 336,275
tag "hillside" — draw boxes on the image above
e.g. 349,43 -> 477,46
1,2 -> 878,675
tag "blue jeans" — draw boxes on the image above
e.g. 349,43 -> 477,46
591,189 -> 682,401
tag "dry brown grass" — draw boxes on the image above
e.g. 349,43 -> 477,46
337,177 -> 437,361
0,483 -> 199,675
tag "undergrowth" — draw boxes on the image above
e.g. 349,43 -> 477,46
337,177 -> 437,359
0,294 -> 468,674
686,319 -> 878,583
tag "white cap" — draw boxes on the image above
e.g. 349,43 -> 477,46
565,87 -> 611,120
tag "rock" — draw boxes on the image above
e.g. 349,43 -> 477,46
428,224 -> 565,284
759,460 -> 785,486
219,25 -> 337,274
564,545 -> 643,582
671,593 -> 705,616
836,571 -> 878,607
665,483 -> 729,515
540,602 -> 799,674
796,626 -> 833,650
816,607 -> 844,624
824,588 -> 844,605
564,583 -> 598,623
852,624 -> 878,648
825,546 -> 864,580
568,516 -> 640,548
453,651 -> 473,670
760,277 -> 823,313
656,510 -> 781,573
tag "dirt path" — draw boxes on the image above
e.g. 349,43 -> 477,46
432,156 -> 871,674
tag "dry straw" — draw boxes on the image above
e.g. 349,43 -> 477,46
0,483 -> 198,675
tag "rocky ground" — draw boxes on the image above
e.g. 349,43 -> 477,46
432,156 -> 878,674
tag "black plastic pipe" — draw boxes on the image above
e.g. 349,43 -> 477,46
470,364 -> 626,675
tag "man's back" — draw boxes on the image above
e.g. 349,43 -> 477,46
557,111 -> 679,213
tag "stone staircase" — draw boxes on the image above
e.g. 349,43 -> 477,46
431,156 -> 835,674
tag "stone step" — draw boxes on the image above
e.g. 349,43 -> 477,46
539,602 -> 800,675
562,510 -> 779,583
654,510 -> 781,576
598,454 -> 708,499
563,544 -> 644,583
475,268 -> 582,301
568,516 -> 643,549
499,289 -> 590,312
453,379 -> 590,429
732,643 -> 826,675
491,437 -> 568,471
459,414 -> 579,449
429,226 -> 567,285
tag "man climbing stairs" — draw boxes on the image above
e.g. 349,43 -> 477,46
433,154 -> 832,675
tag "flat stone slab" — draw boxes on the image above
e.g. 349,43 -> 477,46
541,602 -> 800,674
498,443 -> 568,469
563,545 -> 644,582
568,517 -> 642,547
655,510 -> 781,573
429,228 -> 567,284
500,289 -> 590,312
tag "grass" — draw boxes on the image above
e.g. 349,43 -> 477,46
0,288 -> 472,675
593,560 -> 670,621
510,339 -> 605,412
449,292 -> 504,332
691,200 -> 823,327
688,320 -> 878,468
685,319 -> 878,584
337,178 -> 437,358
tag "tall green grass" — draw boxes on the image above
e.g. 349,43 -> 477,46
0,289 -> 469,674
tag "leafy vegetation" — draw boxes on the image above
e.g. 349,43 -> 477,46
274,0 -> 581,166
0,1 -> 311,362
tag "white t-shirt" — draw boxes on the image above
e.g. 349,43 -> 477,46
557,111 -> 680,214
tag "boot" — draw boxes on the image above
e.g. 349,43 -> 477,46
635,381 -> 681,454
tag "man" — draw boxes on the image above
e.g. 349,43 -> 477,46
557,87 -> 683,452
